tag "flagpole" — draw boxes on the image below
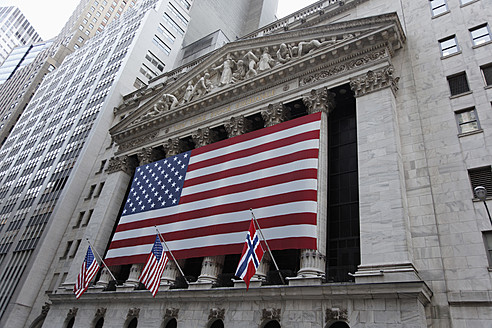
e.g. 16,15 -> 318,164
154,226 -> 188,286
85,238 -> 117,282
249,209 -> 285,285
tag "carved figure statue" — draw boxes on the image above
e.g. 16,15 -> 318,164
232,60 -> 246,82
276,43 -> 292,64
214,53 -> 236,86
243,50 -> 259,78
297,39 -> 323,57
192,73 -> 212,99
258,47 -> 275,72
141,93 -> 178,120
182,81 -> 193,103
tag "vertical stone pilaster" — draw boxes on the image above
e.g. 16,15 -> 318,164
349,66 -> 418,283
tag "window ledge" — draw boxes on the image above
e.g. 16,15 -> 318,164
458,129 -> 483,137
450,90 -> 473,99
431,11 -> 450,19
441,51 -> 462,60
461,0 -> 480,7
472,40 -> 492,49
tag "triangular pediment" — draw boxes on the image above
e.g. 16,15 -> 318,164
111,12 -> 404,146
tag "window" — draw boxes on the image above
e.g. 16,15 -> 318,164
429,0 -> 448,16
97,160 -> 107,173
69,239 -> 81,258
439,35 -> 459,56
455,108 -> 480,134
74,44 -> 80,50
82,209 -> 93,226
83,18 -> 88,24
481,63 -> 492,86
85,30 -> 90,35
483,232 -> 492,267
470,24 -> 491,46
61,241 -> 73,259
152,35 -> 171,55
447,72 -> 470,96
78,36 -> 84,43
96,11 -> 101,17
95,182 -> 105,197
158,24 -> 175,43
134,77 -> 146,89
469,166 -> 492,199
87,184 -> 96,198
145,51 -> 165,72
90,6 -> 95,11
89,23 -> 94,29
78,25 -> 83,31
74,211 -> 85,228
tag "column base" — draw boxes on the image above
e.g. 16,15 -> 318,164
188,281 -> 214,290
287,276 -> 323,286
353,262 -> 421,283
232,278 -> 263,288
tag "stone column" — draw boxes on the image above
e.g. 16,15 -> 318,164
290,87 -> 334,284
349,65 -> 419,283
191,128 -> 225,287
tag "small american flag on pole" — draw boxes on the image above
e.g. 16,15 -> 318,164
235,218 -> 265,289
139,234 -> 169,296
74,246 -> 100,299
105,112 -> 321,265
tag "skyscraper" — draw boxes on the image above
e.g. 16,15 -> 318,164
0,0 -> 279,327
0,6 -> 42,66
0,0 -> 137,147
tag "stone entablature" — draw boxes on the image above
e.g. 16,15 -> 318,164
46,281 -> 431,327
109,13 -> 405,154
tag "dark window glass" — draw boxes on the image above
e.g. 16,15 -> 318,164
447,72 -> 470,96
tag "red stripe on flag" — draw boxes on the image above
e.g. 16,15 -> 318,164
114,190 -> 317,233
109,213 -> 317,250
187,130 -> 320,172
183,149 -> 319,188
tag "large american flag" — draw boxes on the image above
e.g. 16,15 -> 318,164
105,112 -> 321,266
74,246 -> 100,299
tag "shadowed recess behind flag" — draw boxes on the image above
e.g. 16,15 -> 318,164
105,112 -> 321,266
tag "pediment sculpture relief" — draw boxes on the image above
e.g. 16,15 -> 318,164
132,36 -> 354,125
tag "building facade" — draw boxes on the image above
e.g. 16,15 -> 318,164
0,6 -> 42,66
0,0 -> 279,327
0,0 -> 139,148
35,0 -> 492,327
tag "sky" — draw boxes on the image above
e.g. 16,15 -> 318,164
0,0 -> 318,40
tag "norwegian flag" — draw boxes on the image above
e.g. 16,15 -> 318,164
139,235 -> 169,296
235,219 -> 265,289
74,246 -> 100,299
